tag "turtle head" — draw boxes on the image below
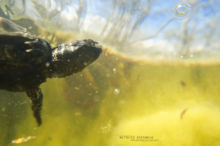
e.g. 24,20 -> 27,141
50,39 -> 102,77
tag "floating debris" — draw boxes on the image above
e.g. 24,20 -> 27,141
25,49 -> 33,53
180,108 -> 188,119
180,80 -> 186,87
11,136 -> 35,144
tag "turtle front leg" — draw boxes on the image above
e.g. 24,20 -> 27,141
26,88 -> 43,126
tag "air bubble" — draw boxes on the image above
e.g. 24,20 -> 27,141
113,68 -> 117,73
113,88 -> 120,95
45,62 -> 50,67
175,1 -> 192,18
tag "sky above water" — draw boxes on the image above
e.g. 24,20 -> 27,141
8,0 -> 220,59
76,0 -> 219,59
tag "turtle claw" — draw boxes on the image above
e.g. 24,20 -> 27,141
26,88 -> 43,126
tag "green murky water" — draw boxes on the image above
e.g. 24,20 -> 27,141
0,0 -> 219,145
1,46 -> 220,145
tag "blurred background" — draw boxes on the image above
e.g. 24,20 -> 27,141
0,0 -> 220,146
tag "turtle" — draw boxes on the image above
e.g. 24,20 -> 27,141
0,17 -> 102,126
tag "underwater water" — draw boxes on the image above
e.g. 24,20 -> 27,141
0,0 -> 220,146
1,50 -> 220,146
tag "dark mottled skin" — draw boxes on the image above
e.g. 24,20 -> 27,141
0,34 -> 51,90
0,34 -> 102,126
